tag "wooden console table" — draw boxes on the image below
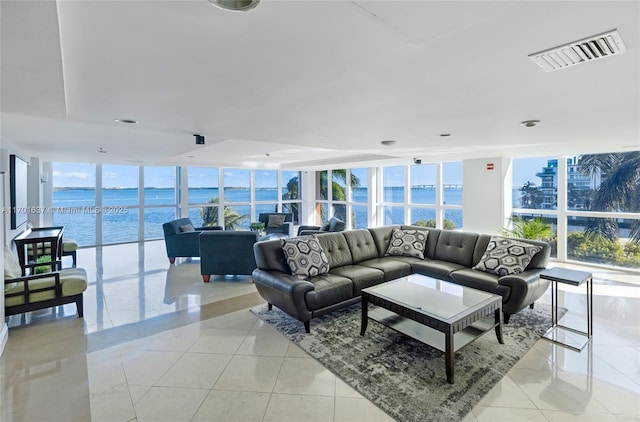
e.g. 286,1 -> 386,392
13,226 -> 65,276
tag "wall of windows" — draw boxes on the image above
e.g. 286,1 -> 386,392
52,164 -> 302,246
314,169 -> 368,229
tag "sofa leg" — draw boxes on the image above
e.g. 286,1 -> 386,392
504,313 -> 511,324
268,303 -> 273,311
303,321 -> 310,333
529,303 -> 535,309
169,257 -> 176,264
202,275 -> 210,283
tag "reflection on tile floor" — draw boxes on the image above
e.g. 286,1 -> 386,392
1,240 -> 639,421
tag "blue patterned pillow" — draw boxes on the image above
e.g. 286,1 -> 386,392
281,236 -> 330,279
473,236 -> 542,276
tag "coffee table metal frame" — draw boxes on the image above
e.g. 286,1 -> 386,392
360,275 -> 504,384
540,267 -> 593,352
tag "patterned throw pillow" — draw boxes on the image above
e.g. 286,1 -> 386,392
268,214 -> 286,228
473,236 -> 542,276
385,229 -> 428,259
281,236 -> 330,278
179,224 -> 195,232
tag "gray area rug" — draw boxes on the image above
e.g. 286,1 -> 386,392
252,302 -> 557,422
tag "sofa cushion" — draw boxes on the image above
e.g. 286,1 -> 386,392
385,229 -> 428,259
473,236 -> 542,276
433,230 -> 479,267
268,214 -> 286,228
450,268 -> 510,300
304,273 -> 353,311
330,265 -> 384,296
316,233 -> 353,269
179,223 -> 195,232
368,226 -> 399,257
281,236 -> 330,279
358,258 -> 413,281
342,230 -> 379,263
411,259 -> 467,280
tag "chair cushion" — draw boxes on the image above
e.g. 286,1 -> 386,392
63,240 -> 79,252
179,224 -> 195,232
4,246 -> 22,280
281,236 -> 330,279
268,214 -> 286,228
473,236 -> 542,276
385,229 -> 428,259
5,267 -> 88,307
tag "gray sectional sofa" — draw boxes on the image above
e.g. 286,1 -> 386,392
252,225 -> 551,332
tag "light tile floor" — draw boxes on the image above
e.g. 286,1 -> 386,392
1,240 -> 639,421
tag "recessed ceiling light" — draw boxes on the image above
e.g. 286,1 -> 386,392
97,147 -> 108,154
380,140 -> 396,146
520,120 -> 541,128
114,119 -> 139,124
208,0 -> 260,11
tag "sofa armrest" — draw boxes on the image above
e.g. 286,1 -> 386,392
252,268 -> 315,321
498,268 -> 550,314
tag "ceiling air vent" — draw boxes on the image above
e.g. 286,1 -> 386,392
529,29 -> 627,72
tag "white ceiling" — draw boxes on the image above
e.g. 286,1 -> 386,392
1,0 -> 639,170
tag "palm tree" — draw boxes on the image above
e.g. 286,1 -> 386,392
200,197 -> 248,230
518,181 -> 545,209
284,170 -> 362,223
578,152 -> 640,243
499,217 -> 553,240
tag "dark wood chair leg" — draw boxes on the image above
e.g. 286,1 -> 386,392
169,257 -> 176,264
202,275 -> 210,283
76,295 -> 84,318
72,251 -> 77,267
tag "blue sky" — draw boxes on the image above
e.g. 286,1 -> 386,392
52,158 -> 553,188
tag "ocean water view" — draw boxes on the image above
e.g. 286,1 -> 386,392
51,187 -> 481,246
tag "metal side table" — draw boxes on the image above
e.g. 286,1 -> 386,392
540,267 -> 593,351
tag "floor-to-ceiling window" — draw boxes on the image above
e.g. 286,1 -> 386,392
442,161 -> 463,229
187,167 -> 219,228
382,166 -> 405,225
511,156 -> 558,258
223,168 -> 251,230
349,168 -> 368,229
52,162 -> 97,246
410,163 -> 437,227
143,167 -> 177,240
281,170 -> 302,225
102,164 -> 139,244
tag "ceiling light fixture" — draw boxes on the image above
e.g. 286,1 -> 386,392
380,140 -> 396,146
98,147 -> 108,154
520,120 -> 541,128
439,133 -> 452,137
208,0 -> 260,11
114,119 -> 139,124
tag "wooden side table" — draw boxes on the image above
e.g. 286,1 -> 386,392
540,267 -> 593,351
13,226 -> 65,276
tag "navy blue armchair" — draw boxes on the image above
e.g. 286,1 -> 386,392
162,218 -> 222,263
199,231 -> 259,282
257,213 -> 293,236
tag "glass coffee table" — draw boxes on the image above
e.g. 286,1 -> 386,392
361,274 -> 503,384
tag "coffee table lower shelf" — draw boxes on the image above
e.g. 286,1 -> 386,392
368,307 -> 499,355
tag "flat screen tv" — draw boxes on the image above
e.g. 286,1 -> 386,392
10,154 -> 29,229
